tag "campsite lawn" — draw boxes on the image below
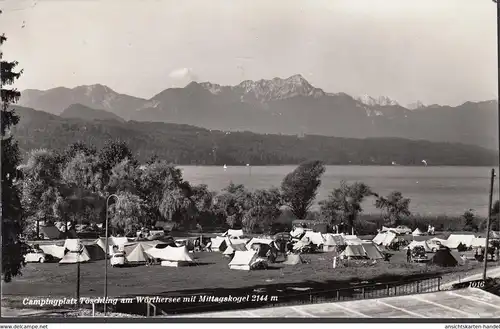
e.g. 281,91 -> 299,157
2,249 -> 494,301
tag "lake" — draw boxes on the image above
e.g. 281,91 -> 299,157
179,165 -> 500,216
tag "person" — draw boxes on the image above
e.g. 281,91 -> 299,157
406,246 -> 412,263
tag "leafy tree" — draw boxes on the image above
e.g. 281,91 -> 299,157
97,140 -> 134,185
1,23 -> 26,281
63,141 -> 97,163
320,181 -> 375,235
461,209 -> 478,232
109,191 -> 146,235
281,160 -> 325,219
106,159 -> 140,195
490,200 -> 500,232
242,188 -> 282,233
20,149 -> 65,237
159,181 -> 198,229
374,191 -> 411,227
213,182 -> 252,228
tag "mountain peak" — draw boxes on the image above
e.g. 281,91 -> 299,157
357,94 -> 400,107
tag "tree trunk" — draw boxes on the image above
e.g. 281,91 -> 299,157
36,220 -> 40,239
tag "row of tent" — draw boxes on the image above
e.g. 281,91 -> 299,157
39,237 -> 195,267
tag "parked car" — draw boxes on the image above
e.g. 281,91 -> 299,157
110,251 -> 126,267
411,246 -> 428,262
426,239 -> 443,252
24,248 -> 53,263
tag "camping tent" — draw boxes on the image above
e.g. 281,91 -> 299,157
343,235 -> 364,246
146,246 -> 193,267
340,245 -> 367,259
372,233 -> 387,245
39,225 -> 63,240
322,234 -> 345,252
446,234 -> 475,249
222,229 -> 244,238
223,239 -> 247,256
471,237 -> 487,248
59,239 -> 91,264
228,250 -> 260,270
430,247 -> 458,267
85,244 -> 106,260
39,244 -> 65,259
290,227 -> 305,239
126,243 -> 149,263
408,240 -> 432,253
361,242 -> 384,260
94,238 -> 114,254
246,238 -> 275,251
210,237 -> 227,252
301,231 -> 325,246
412,228 -> 423,236
450,250 -> 466,266
111,236 -> 129,246
283,254 -> 305,265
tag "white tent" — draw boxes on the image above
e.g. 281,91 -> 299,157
223,239 -> 247,256
39,244 -> 65,259
290,227 -> 305,238
408,240 -> 432,253
340,242 -> 383,260
412,228 -> 423,236
322,234 -> 345,252
59,239 -> 91,264
372,233 -> 387,245
210,237 -> 227,252
146,246 -> 194,267
446,234 -> 476,249
246,238 -> 275,251
94,238 -> 114,254
228,250 -> 259,270
301,231 -> 325,246
111,236 -> 130,247
471,237 -> 487,248
450,250 -> 467,266
222,229 -> 244,238
343,235 -> 364,246
126,243 -> 149,263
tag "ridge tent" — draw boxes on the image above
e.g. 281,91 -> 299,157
85,244 -> 106,261
59,239 -> 91,264
343,235 -> 364,246
126,243 -> 149,263
94,238 -> 114,254
471,237 -> 487,248
223,243 -> 247,257
39,244 -> 65,259
430,247 -> 458,267
446,234 -> 475,249
340,245 -> 367,259
322,234 -> 345,252
372,232 -> 387,245
450,250 -> 466,266
300,231 -> 325,246
39,225 -> 63,240
228,250 -> 260,271
145,246 -> 194,267
246,238 -> 275,251
123,241 -> 157,255
283,254 -> 305,265
408,240 -> 432,253
111,236 -> 130,247
210,237 -> 227,252
380,231 -> 397,246
361,242 -> 384,260
412,228 -> 423,236
290,227 -> 305,239
222,229 -> 244,238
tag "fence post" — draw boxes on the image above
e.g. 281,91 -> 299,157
309,293 -> 312,304
146,303 -> 150,317
336,290 -> 340,301
386,284 -> 390,296
417,281 -> 420,293
438,277 -> 441,291
362,287 -> 365,299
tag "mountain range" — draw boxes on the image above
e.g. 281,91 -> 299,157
9,105 -> 498,166
18,74 -> 499,150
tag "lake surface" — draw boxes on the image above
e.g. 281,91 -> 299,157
179,165 -> 500,216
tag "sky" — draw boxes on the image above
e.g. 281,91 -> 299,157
0,0 -> 498,106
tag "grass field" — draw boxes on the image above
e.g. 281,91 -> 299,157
2,249 -> 491,300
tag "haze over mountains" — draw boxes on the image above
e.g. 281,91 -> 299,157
18,74 -> 498,150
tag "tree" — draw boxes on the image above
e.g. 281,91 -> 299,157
320,181 -> 375,235
97,140 -> 134,185
213,182 -> 252,229
20,149 -> 66,236
242,188 -> 282,233
109,191 -> 146,235
280,160 -> 325,219
63,142 -> 97,163
159,181 -> 198,229
1,24 -> 27,282
106,159 -> 140,195
374,191 -> 411,227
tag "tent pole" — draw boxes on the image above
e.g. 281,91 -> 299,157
483,168 -> 495,281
